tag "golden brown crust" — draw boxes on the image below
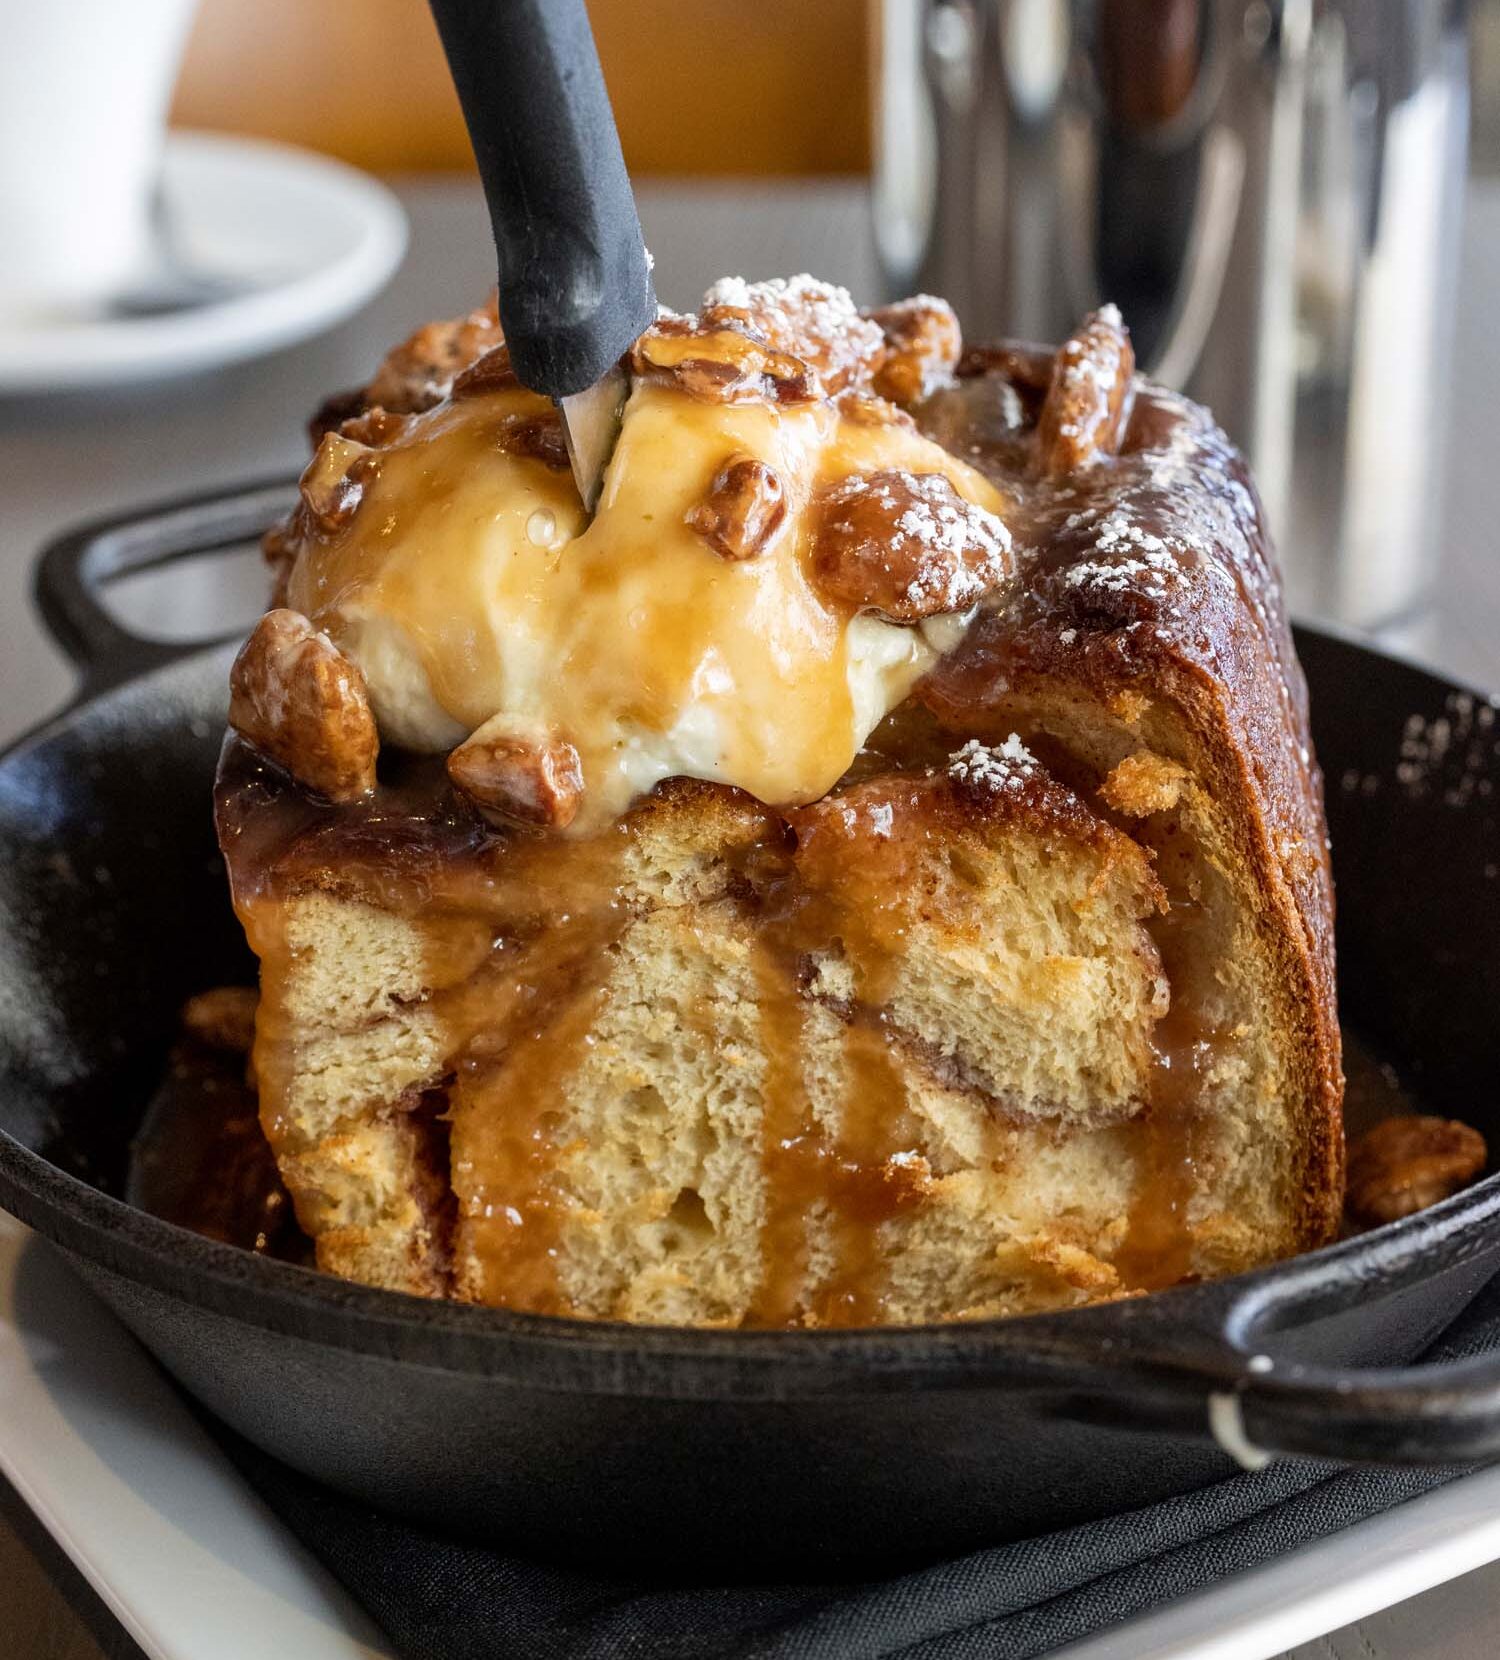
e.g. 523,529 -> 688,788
915,364 -> 1344,1253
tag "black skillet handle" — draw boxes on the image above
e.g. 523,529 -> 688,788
1076,1188 -> 1500,1467
1213,1213 -> 1500,1465
1005,1184 -> 1500,1468
426,0 -> 657,396
34,479 -> 297,695
1231,1350 -> 1500,1464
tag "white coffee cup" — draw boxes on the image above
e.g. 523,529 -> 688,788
0,0 -> 198,319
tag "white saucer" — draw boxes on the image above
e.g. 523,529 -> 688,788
0,131 -> 407,393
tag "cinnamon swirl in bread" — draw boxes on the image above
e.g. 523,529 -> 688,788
217,278 -> 1342,1325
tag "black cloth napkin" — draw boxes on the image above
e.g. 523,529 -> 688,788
215,1276 -> 1500,1660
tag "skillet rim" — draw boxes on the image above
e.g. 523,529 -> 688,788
2,628 -> 1500,1396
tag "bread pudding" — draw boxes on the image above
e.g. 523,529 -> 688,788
215,278 -> 1343,1326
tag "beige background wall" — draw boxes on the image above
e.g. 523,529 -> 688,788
169,0 -> 871,176
170,0 -> 1500,178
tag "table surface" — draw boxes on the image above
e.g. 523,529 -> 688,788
2,175 -> 1498,1660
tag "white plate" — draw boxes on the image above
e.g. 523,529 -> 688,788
3,1206 -> 1499,1660
0,131 -> 407,393
0,1213 -> 390,1660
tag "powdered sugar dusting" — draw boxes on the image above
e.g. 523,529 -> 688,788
1022,386 -> 1265,632
701,274 -> 884,392
704,273 -> 864,330
1395,693 -> 1500,807
948,735 -> 1038,794
1057,505 -> 1184,601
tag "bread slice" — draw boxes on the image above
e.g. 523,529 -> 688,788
221,667 -> 1339,1326
218,291 -> 1343,1325
228,743 -> 1184,1321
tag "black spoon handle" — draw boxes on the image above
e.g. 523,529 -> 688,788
427,0 -> 656,398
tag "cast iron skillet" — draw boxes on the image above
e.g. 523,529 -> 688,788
1,483 -> 1499,1576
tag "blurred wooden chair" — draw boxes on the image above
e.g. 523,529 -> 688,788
170,0 -> 870,175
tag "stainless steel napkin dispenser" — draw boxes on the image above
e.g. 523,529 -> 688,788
874,0 -> 1469,626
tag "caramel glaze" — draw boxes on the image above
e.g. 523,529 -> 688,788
127,1035 -> 308,1264
219,736 -> 634,1312
741,797 -> 935,1327
437,847 -> 628,1313
215,346 -> 1343,1319
1113,915 -> 1214,1293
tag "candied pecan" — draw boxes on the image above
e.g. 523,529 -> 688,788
1346,1115 -> 1487,1228
229,609 -> 378,802
362,295 -> 503,414
181,986 -> 258,1054
452,343 -> 521,398
338,406 -> 413,448
1035,304 -> 1135,477
868,294 -> 962,404
810,470 -> 1013,623
298,432 -> 376,531
496,409 -> 568,469
448,723 -> 584,831
700,274 -> 885,396
685,457 -> 787,560
631,320 -> 816,406
835,390 -> 916,430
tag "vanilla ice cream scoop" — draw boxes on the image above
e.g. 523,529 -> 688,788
280,280 -> 1014,832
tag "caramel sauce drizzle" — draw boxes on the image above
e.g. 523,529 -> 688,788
746,939 -> 820,1327
809,1013 -> 927,1324
744,807 -> 932,1327
418,836 -> 630,1313
1112,997 -> 1212,1292
1113,886 -> 1225,1292
750,966 -> 923,1327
